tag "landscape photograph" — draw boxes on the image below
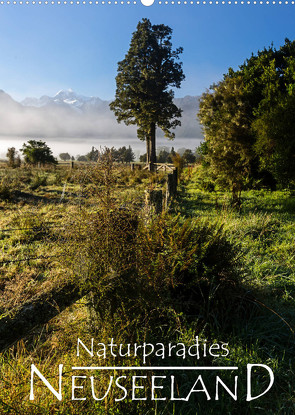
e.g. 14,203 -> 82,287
0,3 -> 295,414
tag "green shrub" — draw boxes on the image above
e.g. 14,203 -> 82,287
192,165 -> 216,192
30,173 -> 48,190
63,206 -> 244,337
0,178 -> 13,200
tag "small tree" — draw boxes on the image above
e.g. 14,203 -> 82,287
139,153 -> 147,162
59,152 -> 71,161
116,146 -> 126,163
77,155 -> 88,162
20,140 -> 57,166
157,149 -> 170,163
182,149 -> 196,164
110,18 -> 185,164
86,147 -> 99,162
6,147 -> 20,168
124,145 -> 135,164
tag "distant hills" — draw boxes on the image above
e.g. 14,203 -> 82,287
0,89 -> 203,142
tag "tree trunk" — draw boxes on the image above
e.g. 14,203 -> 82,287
150,123 -> 157,164
146,136 -> 151,164
145,123 -> 157,164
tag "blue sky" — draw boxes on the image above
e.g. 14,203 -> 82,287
0,3 -> 295,101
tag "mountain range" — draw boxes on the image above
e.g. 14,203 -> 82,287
0,89 -> 203,143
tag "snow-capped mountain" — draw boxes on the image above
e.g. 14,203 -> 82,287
0,89 -> 203,142
21,89 -> 107,111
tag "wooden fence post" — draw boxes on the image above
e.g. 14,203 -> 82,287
148,162 -> 156,172
165,168 -> 178,209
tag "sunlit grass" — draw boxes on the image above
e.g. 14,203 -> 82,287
0,164 -> 294,413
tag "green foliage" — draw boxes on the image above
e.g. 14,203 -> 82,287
66,211 -> 243,333
61,156 -> 243,334
110,18 -> 185,163
20,140 -> 57,166
112,145 -> 135,163
192,164 -> 216,192
182,148 -> 196,164
10,210 -> 51,243
253,91 -> 295,187
1,163 -> 295,414
86,146 -> 99,162
198,38 -> 295,194
156,146 -> 178,163
30,173 -> 48,190
171,152 -> 184,178
157,148 -> 170,163
76,154 -> 88,162
0,177 -> 13,200
198,75 -> 254,202
82,146 -> 135,164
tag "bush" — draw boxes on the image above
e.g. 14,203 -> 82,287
60,150 -> 246,341
30,173 -> 47,190
192,165 -> 216,192
0,178 -> 13,201
63,207 -> 243,336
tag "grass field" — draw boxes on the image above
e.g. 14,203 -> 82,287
0,163 -> 294,414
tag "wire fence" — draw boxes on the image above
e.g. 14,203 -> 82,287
0,224 -> 58,233
0,253 -> 64,266
0,222 -> 64,266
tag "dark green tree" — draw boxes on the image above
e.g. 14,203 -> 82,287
86,147 -> 99,162
110,18 -> 185,165
157,149 -> 170,163
77,155 -> 88,162
198,38 -> 295,193
139,153 -> 147,162
117,146 -> 127,163
198,75 -> 254,201
182,149 -> 196,164
235,38 -> 295,188
124,145 -> 135,163
20,140 -> 57,166
253,91 -> 295,187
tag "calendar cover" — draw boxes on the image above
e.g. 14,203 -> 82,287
0,1 -> 294,414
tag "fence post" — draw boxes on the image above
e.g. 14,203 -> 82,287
166,168 -> 178,209
148,162 -> 156,172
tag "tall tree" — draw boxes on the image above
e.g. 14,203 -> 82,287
110,18 -> 185,164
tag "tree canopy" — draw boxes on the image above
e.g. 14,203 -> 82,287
110,18 -> 185,165
198,38 -> 295,194
59,152 -> 71,161
20,140 -> 57,166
